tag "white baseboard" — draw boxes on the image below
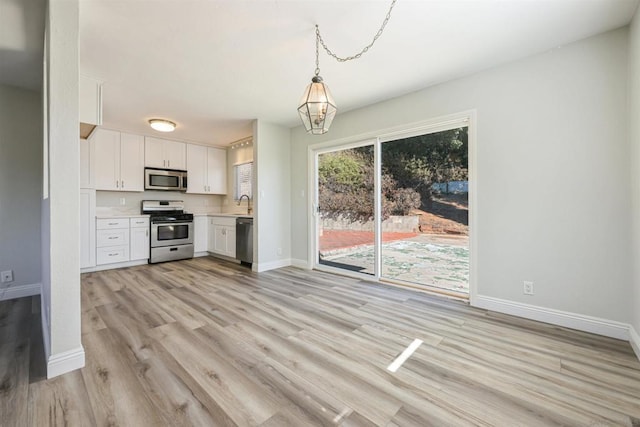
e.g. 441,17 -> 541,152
47,346 -> 85,379
254,259 -> 292,273
473,295 -> 630,340
290,258 -> 311,269
194,251 -> 209,258
81,259 -> 148,273
630,326 -> 640,362
0,282 -> 41,301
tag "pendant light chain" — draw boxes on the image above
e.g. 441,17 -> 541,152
315,28 -> 321,76
315,0 -> 398,63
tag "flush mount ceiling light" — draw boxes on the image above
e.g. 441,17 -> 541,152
298,0 -> 398,135
149,119 -> 176,132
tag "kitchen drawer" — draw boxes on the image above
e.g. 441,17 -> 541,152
209,216 -> 237,227
97,229 -> 129,247
96,218 -> 129,230
96,245 -> 129,265
130,217 -> 150,228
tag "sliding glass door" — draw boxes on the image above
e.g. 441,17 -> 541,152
316,143 -> 376,276
313,118 -> 470,296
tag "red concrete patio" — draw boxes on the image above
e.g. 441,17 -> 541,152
319,230 -> 418,252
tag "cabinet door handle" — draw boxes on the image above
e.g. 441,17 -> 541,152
108,222 -> 118,225
146,229 -> 148,237
168,160 -> 170,168
108,236 -> 118,240
116,180 -> 119,188
121,180 -> 124,188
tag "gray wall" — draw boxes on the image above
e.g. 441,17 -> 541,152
0,84 -> 42,294
290,28 -> 632,324
254,120 -> 291,270
629,6 -> 640,349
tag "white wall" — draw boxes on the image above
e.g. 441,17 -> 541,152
0,85 -> 42,300
254,120 -> 291,271
291,28 -> 632,326
42,0 -> 84,378
224,140 -> 254,214
629,5 -> 640,356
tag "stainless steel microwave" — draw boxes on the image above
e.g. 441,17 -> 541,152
144,168 -> 187,191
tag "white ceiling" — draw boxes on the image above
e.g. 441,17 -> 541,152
4,1 -> 639,146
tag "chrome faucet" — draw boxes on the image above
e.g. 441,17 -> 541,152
237,194 -> 252,215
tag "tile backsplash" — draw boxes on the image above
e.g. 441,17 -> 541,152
96,190 -> 224,214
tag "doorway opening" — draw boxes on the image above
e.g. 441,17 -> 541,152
314,118 -> 470,296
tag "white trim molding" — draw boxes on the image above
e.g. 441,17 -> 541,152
474,295 -> 631,341
253,259 -> 291,273
0,282 -> 41,301
81,259 -> 148,273
630,326 -> 640,362
47,346 -> 85,379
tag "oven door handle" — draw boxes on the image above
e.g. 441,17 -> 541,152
152,221 -> 194,226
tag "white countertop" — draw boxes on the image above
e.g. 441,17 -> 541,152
96,214 -> 150,219
195,212 -> 253,218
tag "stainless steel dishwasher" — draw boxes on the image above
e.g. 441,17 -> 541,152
236,217 -> 253,264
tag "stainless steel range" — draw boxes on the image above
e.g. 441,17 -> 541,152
142,200 -> 194,264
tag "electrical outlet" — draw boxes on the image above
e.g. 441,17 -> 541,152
119,198 -> 126,206
1,270 -> 13,283
277,247 -> 283,256
523,281 -> 534,295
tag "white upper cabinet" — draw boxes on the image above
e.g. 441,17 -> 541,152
93,129 -> 144,192
186,144 -> 208,193
186,144 -> 227,195
79,76 -> 103,138
119,133 -> 145,191
93,129 -> 120,191
145,137 -> 186,170
80,137 -> 95,189
207,147 -> 227,194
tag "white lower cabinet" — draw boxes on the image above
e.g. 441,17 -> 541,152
130,217 -> 150,261
194,216 -> 208,253
96,218 -> 130,265
208,216 -> 236,258
95,216 -> 150,266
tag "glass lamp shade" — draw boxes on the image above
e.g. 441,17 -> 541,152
297,76 -> 337,135
149,119 -> 176,132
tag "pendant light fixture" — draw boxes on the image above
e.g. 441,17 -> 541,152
297,0 -> 398,135
297,31 -> 337,135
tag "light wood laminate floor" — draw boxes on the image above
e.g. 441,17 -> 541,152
2,256 -> 640,426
